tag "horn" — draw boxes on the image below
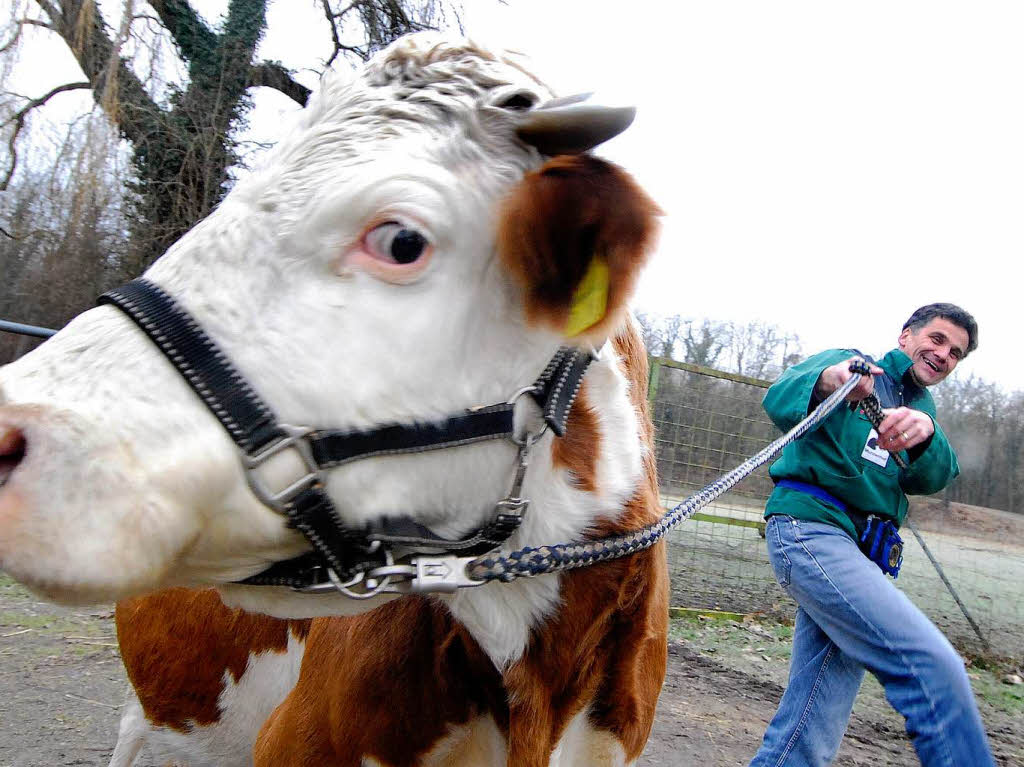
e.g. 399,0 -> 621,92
516,93 -> 637,155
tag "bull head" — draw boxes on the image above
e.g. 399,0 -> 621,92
0,34 -> 659,630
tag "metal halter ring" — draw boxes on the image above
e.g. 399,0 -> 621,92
293,543 -> 397,599
507,385 -> 549,447
328,548 -> 398,600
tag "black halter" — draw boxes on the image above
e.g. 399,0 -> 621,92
99,278 -> 592,594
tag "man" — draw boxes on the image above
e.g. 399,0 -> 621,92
750,303 -> 994,767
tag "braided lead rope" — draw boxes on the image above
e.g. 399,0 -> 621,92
467,361 -> 869,584
858,393 -> 909,469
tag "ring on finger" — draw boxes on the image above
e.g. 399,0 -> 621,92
901,431 -> 909,442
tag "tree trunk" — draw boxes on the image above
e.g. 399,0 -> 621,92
124,0 -> 270,271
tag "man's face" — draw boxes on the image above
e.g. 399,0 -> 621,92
897,317 -> 970,387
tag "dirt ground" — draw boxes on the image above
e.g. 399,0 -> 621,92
641,620 -> 1023,766
1,575 -> 1021,767
909,496 -> 1024,542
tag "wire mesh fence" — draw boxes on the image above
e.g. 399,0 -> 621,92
649,357 -> 1024,660
648,360 -> 779,614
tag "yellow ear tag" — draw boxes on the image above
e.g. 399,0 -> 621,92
565,257 -> 609,336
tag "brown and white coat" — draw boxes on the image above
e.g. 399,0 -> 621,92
0,34 -> 668,766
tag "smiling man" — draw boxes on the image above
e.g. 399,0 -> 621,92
750,303 -> 994,767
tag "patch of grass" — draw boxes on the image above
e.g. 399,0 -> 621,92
0,598 -> 112,642
968,665 -> 1024,715
0,610 -> 93,635
67,643 -> 114,659
0,610 -> 65,630
669,613 -> 793,662
668,621 -> 701,643
0,573 -> 33,601
669,607 -> 749,621
670,613 -> 1024,718
769,623 -> 793,642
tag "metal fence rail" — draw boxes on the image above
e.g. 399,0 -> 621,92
0,319 -> 56,339
649,357 -> 1024,660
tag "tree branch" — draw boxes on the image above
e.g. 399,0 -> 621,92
180,0 -> 270,134
32,0 -> 60,21
325,0 -> 362,20
0,28 -> 23,55
145,0 -> 217,67
322,0 -> 345,67
32,0 -> 165,147
321,0 -> 376,65
246,61 -> 311,106
1,81 -> 91,191
1,19 -> 55,54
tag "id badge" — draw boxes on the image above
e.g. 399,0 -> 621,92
861,428 -> 890,468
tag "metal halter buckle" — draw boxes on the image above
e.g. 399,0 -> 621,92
367,555 -> 485,594
488,437 -> 533,530
394,555 -> 486,593
242,424 -> 322,514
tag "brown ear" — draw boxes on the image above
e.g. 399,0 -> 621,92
497,155 -> 661,344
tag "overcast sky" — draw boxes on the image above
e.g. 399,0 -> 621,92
11,1 -> 1023,390
462,1 -> 1023,390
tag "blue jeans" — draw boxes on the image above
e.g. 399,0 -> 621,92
750,516 -> 994,767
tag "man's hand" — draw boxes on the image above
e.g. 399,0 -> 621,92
878,407 -> 934,453
814,357 -> 883,403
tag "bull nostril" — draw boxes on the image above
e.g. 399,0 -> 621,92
0,426 -> 26,488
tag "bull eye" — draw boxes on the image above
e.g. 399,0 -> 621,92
365,222 -> 429,265
391,229 -> 427,264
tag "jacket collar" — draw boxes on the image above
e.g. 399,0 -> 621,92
880,348 -> 925,402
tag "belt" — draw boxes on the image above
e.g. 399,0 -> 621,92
774,479 -> 894,539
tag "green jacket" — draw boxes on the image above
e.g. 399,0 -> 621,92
762,348 -> 959,540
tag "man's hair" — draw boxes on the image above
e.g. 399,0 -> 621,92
903,303 -> 978,356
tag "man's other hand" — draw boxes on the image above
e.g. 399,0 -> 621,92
878,407 -> 934,452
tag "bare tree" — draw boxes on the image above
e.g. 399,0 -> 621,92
0,110 -> 128,361
680,317 -> 729,368
931,373 -> 1020,512
658,314 -> 685,359
634,311 -> 660,356
1001,392 -> 1024,513
726,319 -> 802,380
635,311 -> 685,359
637,312 -> 794,375
2,0 -> 463,276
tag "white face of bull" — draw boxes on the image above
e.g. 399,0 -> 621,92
0,36 -> 658,638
